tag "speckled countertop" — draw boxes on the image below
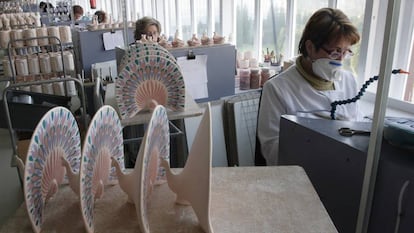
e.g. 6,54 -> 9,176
0,166 -> 337,233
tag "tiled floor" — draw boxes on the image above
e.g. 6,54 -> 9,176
0,129 -> 23,227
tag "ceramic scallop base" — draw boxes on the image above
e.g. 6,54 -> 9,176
23,107 -> 81,233
161,103 -> 214,233
112,104 -> 170,233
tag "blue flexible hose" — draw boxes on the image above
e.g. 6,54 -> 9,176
330,69 -> 404,120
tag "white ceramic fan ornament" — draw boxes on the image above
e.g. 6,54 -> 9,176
160,103 -> 214,233
23,107 -> 81,233
112,105 -> 170,233
62,156 -> 80,195
115,44 -> 186,119
79,105 -> 125,233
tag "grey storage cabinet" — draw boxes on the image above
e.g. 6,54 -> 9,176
278,115 -> 414,233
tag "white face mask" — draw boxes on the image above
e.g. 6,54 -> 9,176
312,58 -> 343,81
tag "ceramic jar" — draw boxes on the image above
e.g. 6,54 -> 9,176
47,26 -> 60,44
261,67 -> 270,86
30,84 -> 43,93
27,55 -> 40,75
65,80 -> 77,96
23,28 -> 38,47
53,81 -> 65,96
15,56 -> 29,76
59,26 -> 72,43
0,30 -> 10,49
2,56 -> 15,77
42,83 -> 54,95
36,27 -> 49,46
250,68 -> 261,89
249,58 -> 258,68
50,52 -> 63,72
239,69 -> 250,90
19,85 -> 30,91
238,59 -> 249,69
2,17 -> 10,30
62,51 -> 75,71
10,29 -> 24,47
39,54 -> 51,74
244,51 -> 252,60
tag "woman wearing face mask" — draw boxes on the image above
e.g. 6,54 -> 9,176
257,8 -> 365,166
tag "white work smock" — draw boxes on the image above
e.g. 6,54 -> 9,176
257,63 -> 363,165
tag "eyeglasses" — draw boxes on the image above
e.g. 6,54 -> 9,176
146,31 -> 159,37
321,47 -> 354,60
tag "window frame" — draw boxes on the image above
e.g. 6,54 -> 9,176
99,0 -> 414,112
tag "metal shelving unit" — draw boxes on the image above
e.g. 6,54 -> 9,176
1,35 -> 87,183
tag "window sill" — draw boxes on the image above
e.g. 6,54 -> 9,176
360,92 -> 414,118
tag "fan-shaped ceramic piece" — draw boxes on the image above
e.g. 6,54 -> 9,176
79,105 -> 124,233
160,103 -> 213,233
116,55 -> 185,119
112,105 -> 170,233
119,43 -> 177,72
24,107 -> 81,233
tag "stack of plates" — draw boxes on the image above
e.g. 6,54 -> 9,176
115,43 -> 185,119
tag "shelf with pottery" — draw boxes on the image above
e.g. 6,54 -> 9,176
0,104 -> 337,233
4,36 -> 74,78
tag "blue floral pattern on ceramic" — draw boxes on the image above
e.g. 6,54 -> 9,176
79,105 -> 124,233
116,51 -> 185,119
24,107 -> 81,233
137,105 -> 170,232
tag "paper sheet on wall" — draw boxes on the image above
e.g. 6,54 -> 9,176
177,55 -> 209,99
102,30 -> 124,50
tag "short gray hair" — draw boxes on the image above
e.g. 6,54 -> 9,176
134,16 -> 162,40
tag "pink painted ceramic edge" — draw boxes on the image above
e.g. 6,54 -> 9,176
24,106 -> 81,233
136,105 -> 169,233
115,54 -> 185,119
79,105 -> 124,233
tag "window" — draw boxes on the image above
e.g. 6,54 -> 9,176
294,0 -> 328,56
261,1 -> 286,64
235,0 -> 256,55
167,0 -> 177,39
214,0 -> 222,36
196,0 -> 209,36
337,0 -> 365,74
180,0 -> 192,41
358,1 -> 414,107
90,0 -> 413,109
